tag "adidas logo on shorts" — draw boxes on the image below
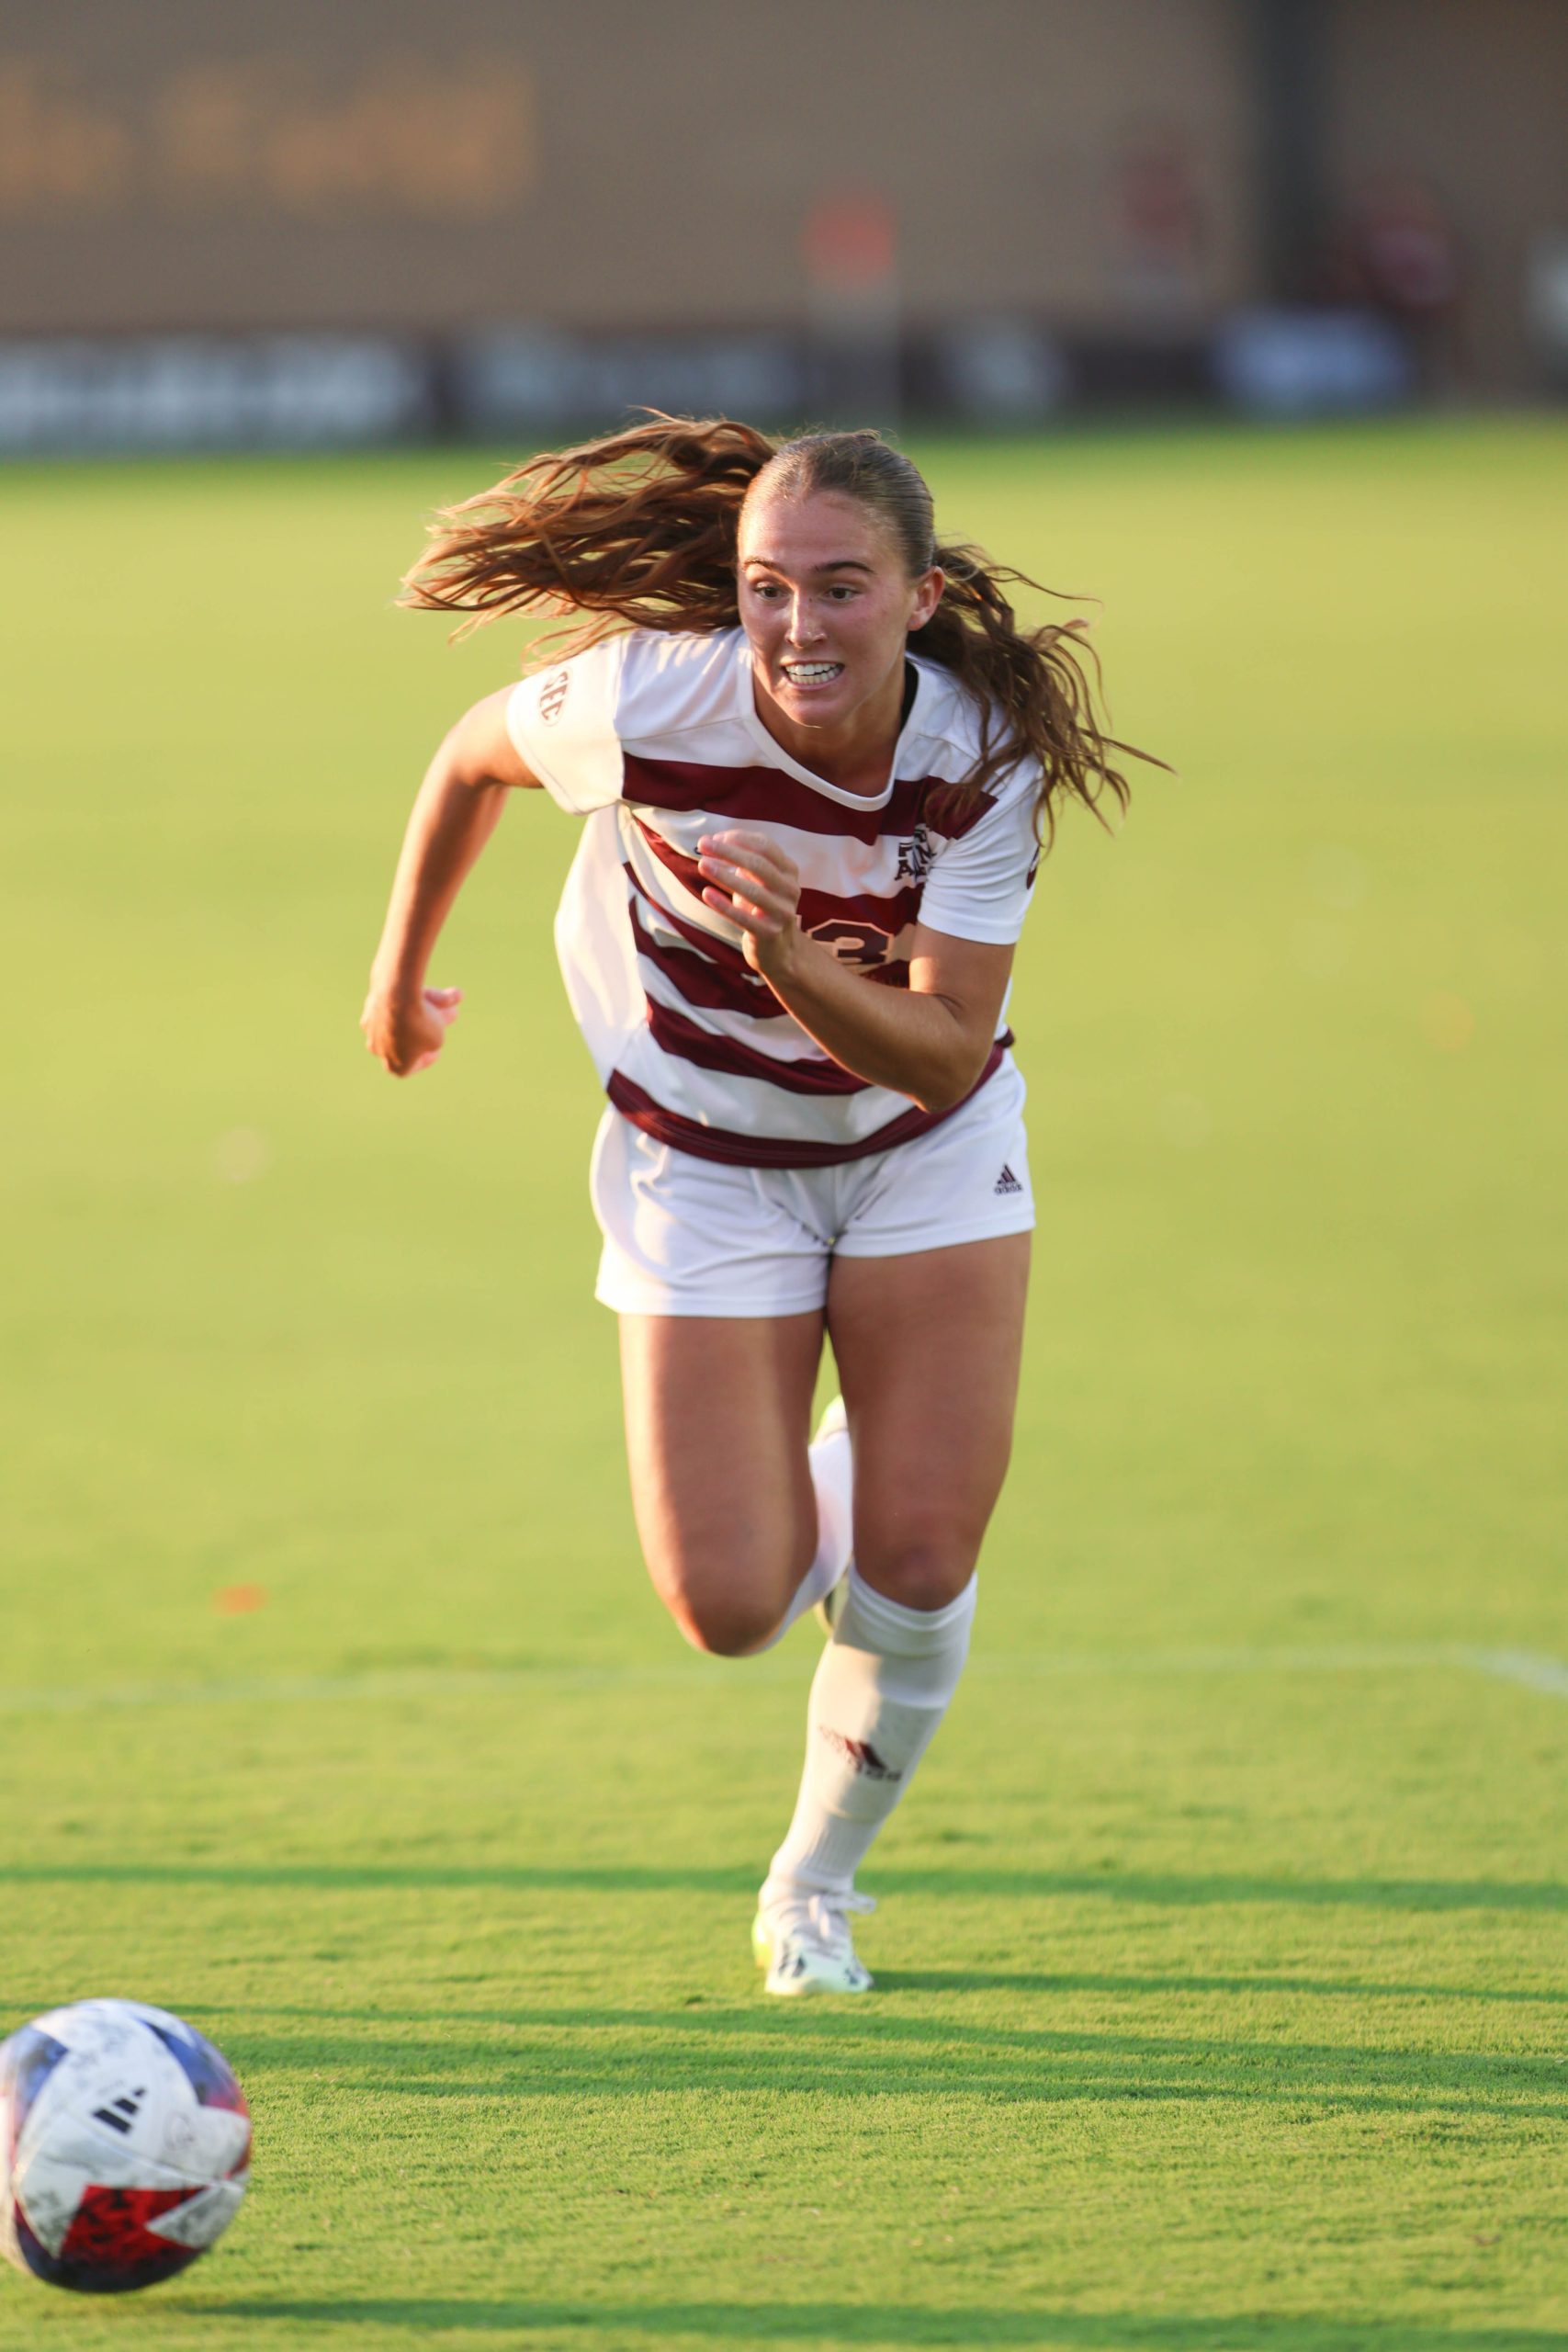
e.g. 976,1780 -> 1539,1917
993,1163 -> 1023,1195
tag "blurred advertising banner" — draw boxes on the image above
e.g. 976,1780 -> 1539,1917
0,338 -> 434,452
0,323 -> 1076,453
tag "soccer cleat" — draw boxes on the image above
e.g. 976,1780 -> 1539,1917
809,1396 -> 852,1634
751,1886 -> 875,1996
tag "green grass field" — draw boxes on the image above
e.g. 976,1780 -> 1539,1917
2,417 -> 1565,2351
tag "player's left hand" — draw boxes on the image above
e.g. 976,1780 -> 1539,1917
697,831 -> 804,978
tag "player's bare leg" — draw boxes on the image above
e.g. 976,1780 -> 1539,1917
759,1234 -> 1029,1992
618,1309 -> 846,1657
833,1231 -> 1029,1612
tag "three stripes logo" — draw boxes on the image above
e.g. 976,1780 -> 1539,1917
93,2087 -> 146,2135
993,1163 -> 1023,1195
818,1724 -> 902,1781
537,668 -> 570,725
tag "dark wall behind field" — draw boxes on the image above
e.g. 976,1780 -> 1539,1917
1326,0 -> 1568,390
2,0 -> 1565,387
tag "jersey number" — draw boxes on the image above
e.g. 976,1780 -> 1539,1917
807,920 -> 889,970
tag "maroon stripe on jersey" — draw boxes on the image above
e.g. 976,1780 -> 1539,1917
628,899 -> 786,1022
923,784 -> 993,841
624,754 -> 995,842
635,816 -> 925,943
622,862 -> 753,978
606,1040 -> 1009,1169
633,819 -> 712,904
645,997 -> 872,1096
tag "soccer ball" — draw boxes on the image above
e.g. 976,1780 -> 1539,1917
0,1998 -> 251,2294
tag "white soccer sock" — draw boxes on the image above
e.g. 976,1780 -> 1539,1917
764,1567 -> 977,1897
753,1411 -> 855,1652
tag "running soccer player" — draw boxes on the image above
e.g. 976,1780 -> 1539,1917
362,421 -> 1152,1995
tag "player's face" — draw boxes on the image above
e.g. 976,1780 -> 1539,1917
738,490 -> 942,741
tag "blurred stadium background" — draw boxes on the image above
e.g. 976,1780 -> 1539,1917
3,0 -> 1567,449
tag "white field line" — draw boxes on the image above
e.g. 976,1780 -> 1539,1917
979,1644 -> 1568,1698
0,1644 -> 1562,1716
1459,1646 -> 1568,1699
973,1644 -> 1464,1679
0,1663 -> 731,1715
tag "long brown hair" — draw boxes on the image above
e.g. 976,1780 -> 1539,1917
401,415 -> 1163,841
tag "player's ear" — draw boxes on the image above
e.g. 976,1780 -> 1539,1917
908,568 -> 944,632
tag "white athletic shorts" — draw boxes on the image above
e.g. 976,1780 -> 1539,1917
590,1062 -> 1033,1317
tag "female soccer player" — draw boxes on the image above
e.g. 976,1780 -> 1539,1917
362,420 -> 1146,1996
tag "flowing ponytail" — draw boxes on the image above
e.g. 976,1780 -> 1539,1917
401,414 -> 1164,842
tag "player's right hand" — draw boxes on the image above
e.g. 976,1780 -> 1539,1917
359,983 -> 464,1076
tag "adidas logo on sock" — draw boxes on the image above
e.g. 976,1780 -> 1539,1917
818,1725 -> 902,1781
993,1163 -> 1023,1195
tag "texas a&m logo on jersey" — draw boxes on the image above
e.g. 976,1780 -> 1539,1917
896,824 -> 935,883
537,668 -> 570,726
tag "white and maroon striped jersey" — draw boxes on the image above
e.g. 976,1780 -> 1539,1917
506,626 -> 1040,1168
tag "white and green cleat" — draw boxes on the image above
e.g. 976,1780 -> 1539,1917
752,1886 -> 875,1996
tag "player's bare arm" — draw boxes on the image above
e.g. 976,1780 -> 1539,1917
361,687 -> 541,1077
698,827 -> 1013,1114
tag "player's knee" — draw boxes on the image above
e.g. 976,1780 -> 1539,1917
651,1535 -> 806,1657
642,1512 -> 814,1655
667,1585 -> 784,1658
863,1535 -> 976,1614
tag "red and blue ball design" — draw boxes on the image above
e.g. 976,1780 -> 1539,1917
1,1999 -> 250,2294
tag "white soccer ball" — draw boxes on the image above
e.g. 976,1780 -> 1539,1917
0,1998 -> 251,2294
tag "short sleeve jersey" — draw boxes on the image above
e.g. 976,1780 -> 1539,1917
507,627 -> 1040,1168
